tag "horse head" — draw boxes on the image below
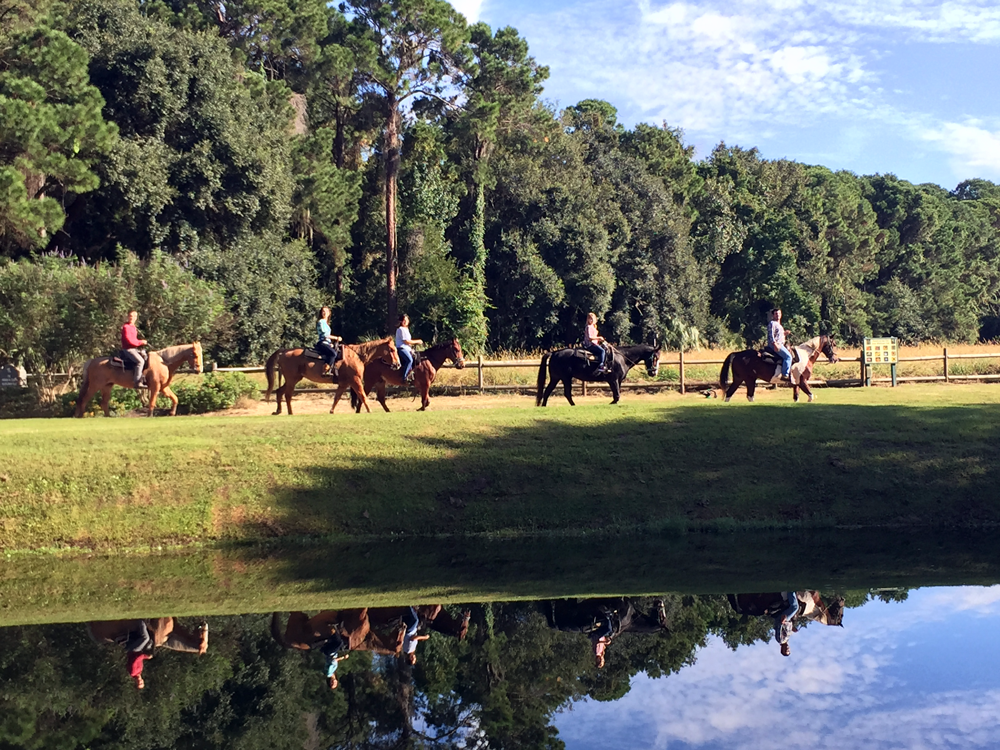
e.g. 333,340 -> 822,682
645,344 -> 662,378
192,342 -> 203,373
821,335 -> 839,364
385,338 -> 401,369
824,595 -> 846,626
450,337 -> 466,369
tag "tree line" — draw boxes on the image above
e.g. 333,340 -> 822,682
3,0 -> 1000,371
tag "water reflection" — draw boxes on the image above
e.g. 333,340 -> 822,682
6,587 -> 998,749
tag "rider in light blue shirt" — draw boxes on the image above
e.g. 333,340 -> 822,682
767,308 -> 793,380
316,306 -> 340,377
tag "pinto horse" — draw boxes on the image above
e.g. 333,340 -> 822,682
536,344 -> 661,406
265,338 -> 400,415
719,335 -> 839,403
350,337 -> 466,413
75,342 -> 203,417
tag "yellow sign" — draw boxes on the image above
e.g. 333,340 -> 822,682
863,337 -> 898,364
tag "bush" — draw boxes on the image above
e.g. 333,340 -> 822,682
172,372 -> 259,414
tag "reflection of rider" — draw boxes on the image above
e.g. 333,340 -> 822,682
126,620 -> 152,690
767,308 -> 792,381
401,606 -> 430,665
775,591 -> 799,657
316,306 -> 341,378
121,310 -> 148,389
394,313 -> 423,383
583,312 -> 607,375
320,632 -> 349,690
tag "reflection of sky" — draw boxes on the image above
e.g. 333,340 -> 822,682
555,587 -> 1000,749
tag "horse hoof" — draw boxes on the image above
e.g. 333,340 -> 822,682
808,394 -> 815,402
747,397 -> 754,403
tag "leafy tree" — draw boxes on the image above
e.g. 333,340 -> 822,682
0,6 -> 116,256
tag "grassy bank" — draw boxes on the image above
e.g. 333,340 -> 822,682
3,384 -> 1000,553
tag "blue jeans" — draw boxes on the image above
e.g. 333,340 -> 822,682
316,340 -> 338,368
772,345 -> 793,376
585,343 -> 606,370
398,347 -> 414,379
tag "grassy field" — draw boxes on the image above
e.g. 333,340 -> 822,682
4,383 -> 1000,555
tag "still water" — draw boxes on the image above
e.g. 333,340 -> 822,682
1,587 -> 998,749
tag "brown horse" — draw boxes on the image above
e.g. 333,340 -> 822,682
88,617 -> 209,654
350,337 -> 466,413
719,335 -> 839,403
329,338 -> 400,414
266,338 -> 400,415
75,342 -> 203,417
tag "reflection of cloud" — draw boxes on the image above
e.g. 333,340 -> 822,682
558,588 -> 1000,749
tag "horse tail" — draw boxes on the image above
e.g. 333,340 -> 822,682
350,388 -> 359,411
535,352 -> 551,406
75,362 -> 91,418
270,612 -> 291,649
720,352 -> 737,389
264,350 -> 280,403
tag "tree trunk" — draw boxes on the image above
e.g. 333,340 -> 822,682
385,97 -> 400,331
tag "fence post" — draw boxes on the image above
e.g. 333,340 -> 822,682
860,357 -> 866,387
944,347 -> 949,383
678,350 -> 685,394
477,354 -> 484,392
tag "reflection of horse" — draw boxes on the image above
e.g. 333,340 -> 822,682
720,335 -> 839,403
271,605 -> 470,655
544,597 -> 668,668
727,591 -> 845,626
350,337 -> 466,412
75,342 -> 203,417
87,617 -> 209,654
536,344 -> 661,406
266,338 -> 399,415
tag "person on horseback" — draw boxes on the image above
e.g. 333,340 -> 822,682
121,310 -> 148,389
583,312 -> 608,375
767,308 -> 792,382
395,313 -> 423,383
316,306 -> 341,377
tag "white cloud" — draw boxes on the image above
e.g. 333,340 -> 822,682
449,0 -> 484,23
919,121 -> 1000,180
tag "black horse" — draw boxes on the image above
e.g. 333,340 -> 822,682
535,343 -> 661,406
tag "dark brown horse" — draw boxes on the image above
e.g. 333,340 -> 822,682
536,344 -> 661,406
719,335 -> 839,403
265,338 -> 399,415
350,337 -> 466,412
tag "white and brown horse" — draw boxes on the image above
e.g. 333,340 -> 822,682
720,335 -> 839,403
75,342 -> 203,417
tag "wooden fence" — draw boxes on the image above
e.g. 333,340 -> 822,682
209,347 -> 1000,396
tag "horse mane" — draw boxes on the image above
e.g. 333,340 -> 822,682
797,336 -> 823,352
347,337 -> 392,358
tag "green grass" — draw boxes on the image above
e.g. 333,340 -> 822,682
3,384 -> 1000,555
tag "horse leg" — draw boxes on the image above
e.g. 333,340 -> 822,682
272,381 -> 284,415
285,375 -> 301,416
800,378 -> 814,402
330,385 -> 345,413
100,386 -> 113,417
76,382 -> 97,417
376,382 -> 389,413
148,381 -> 160,417
352,376 -> 371,413
418,374 -> 430,411
162,386 -> 179,416
563,378 -> 576,406
541,375 -> 559,407
724,373 -> 742,402
746,378 -> 756,403
609,378 -> 621,404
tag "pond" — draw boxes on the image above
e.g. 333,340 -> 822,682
2,585 -> 998,748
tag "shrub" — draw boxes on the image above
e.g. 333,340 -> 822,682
172,372 -> 259,414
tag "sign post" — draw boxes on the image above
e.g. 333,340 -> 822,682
862,337 -> 898,387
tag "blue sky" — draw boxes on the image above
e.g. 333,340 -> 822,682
553,585 -> 1000,749
448,0 -> 1000,190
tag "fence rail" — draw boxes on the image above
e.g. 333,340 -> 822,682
205,347 -> 1000,396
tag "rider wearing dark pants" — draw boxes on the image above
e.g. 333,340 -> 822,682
121,310 -> 147,388
583,312 -> 607,375
316,306 -> 341,377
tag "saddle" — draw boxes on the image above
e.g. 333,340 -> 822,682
575,342 -> 614,367
759,347 -> 799,383
109,349 -> 148,369
303,348 -> 324,360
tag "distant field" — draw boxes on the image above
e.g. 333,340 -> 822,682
3,384 -> 1000,556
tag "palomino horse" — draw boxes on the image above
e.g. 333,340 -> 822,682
536,344 -> 661,406
265,338 -> 400,415
75,342 -> 203,417
719,335 -> 839,403
350,337 -> 466,413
